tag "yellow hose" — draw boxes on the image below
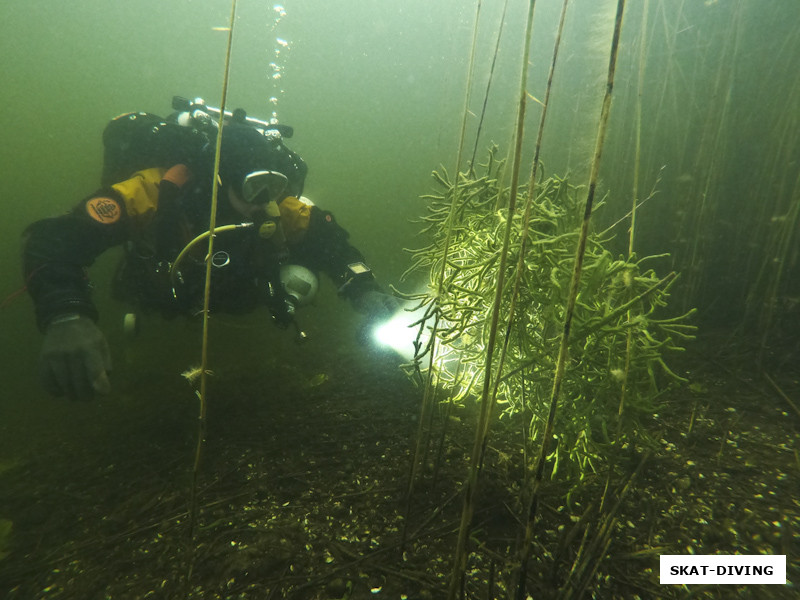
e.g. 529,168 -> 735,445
169,222 -> 253,289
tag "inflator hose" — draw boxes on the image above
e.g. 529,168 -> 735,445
168,222 -> 254,289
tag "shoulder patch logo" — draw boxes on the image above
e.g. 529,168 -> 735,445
86,197 -> 122,224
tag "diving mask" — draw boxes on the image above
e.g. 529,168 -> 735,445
241,170 -> 289,205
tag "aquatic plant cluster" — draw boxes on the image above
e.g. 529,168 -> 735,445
404,146 -> 696,478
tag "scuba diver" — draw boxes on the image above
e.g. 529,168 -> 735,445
22,96 -> 399,401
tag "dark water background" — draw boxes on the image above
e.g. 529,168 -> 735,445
1,0 -> 799,547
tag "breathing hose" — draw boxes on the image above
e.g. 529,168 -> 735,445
168,222 -> 254,291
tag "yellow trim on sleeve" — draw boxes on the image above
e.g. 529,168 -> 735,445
279,195 -> 312,242
111,167 -> 166,218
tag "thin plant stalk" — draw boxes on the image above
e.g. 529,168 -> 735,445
402,0 -> 483,549
437,0 -> 482,297
617,0 -> 649,441
560,451 -> 649,600
487,0 -> 570,456
679,0 -> 742,309
447,1 -> 539,598
742,26 -> 800,317
469,0 -> 510,170
188,0 -> 238,540
515,2 -> 627,598
756,175 -> 800,363
644,0 -> 686,180
629,0 -> 648,257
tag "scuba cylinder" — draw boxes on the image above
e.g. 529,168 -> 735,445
170,95 -> 295,138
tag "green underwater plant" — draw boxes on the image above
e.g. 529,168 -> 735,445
403,146 -> 696,478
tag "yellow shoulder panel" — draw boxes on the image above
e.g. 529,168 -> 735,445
111,167 -> 167,218
279,195 -> 312,243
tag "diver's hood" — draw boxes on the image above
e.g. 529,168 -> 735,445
218,124 -> 303,200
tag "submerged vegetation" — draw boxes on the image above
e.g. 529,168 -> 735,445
403,146 -> 696,479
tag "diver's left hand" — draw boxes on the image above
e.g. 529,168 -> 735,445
352,290 -> 400,323
39,314 -> 112,401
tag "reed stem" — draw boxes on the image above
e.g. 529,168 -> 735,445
617,0 -> 649,440
402,0 -> 483,550
188,0 -> 238,541
469,0 -> 510,170
515,2 -> 627,597
491,0 -> 569,424
447,1 -> 539,598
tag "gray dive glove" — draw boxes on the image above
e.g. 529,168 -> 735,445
39,314 -> 112,400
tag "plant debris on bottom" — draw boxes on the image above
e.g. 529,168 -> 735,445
0,340 -> 798,599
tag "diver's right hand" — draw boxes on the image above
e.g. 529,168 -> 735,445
39,314 -> 112,400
